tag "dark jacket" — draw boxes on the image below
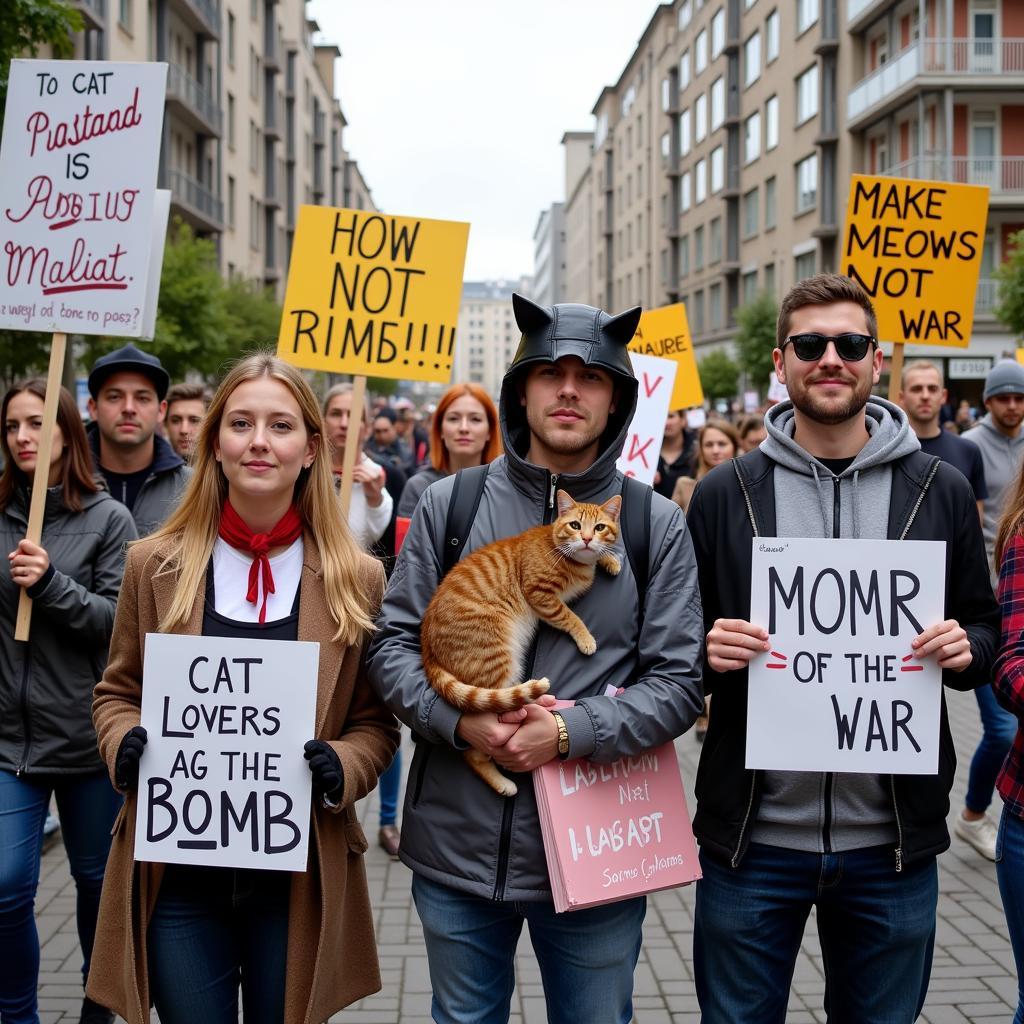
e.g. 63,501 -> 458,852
87,423 -> 190,537
0,485 -> 137,774
686,447 -> 1000,870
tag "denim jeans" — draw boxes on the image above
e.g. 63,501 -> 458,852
146,863 -> 290,1024
378,745 -> 402,827
965,683 -> 1017,814
996,806 -> 1024,1024
694,842 -> 938,1024
411,874 -> 645,1024
0,768 -> 121,1024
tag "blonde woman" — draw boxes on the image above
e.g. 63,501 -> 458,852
671,420 -> 740,514
87,353 -> 398,1024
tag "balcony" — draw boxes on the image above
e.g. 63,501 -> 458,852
881,156 -> 1024,205
846,0 -> 888,32
72,0 -> 106,30
975,279 -> 999,317
170,0 -> 220,38
169,169 -> 223,233
166,63 -> 222,136
265,25 -> 281,72
264,91 -> 283,140
847,38 -> 1024,128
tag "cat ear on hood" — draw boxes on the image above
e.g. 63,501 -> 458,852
512,293 -> 553,335
604,306 -> 643,345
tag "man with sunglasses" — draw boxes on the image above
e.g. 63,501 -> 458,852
685,273 -> 999,1024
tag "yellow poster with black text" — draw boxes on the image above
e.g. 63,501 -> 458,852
628,303 -> 704,411
842,174 -> 989,349
277,206 -> 470,382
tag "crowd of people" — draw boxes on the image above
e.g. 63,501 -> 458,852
0,274 -> 1023,1023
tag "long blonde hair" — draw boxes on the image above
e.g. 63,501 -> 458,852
147,352 -> 374,644
996,462 -> 1024,573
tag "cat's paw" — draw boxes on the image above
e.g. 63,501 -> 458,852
493,777 -> 519,797
576,633 -> 597,656
600,555 -> 621,576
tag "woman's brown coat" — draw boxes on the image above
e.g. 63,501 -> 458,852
87,533 -> 399,1024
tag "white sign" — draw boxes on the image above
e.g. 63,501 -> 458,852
746,538 -> 946,774
138,189 -> 170,340
617,353 -> 677,486
767,372 -> 789,404
685,408 -> 707,430
0,59 -> 167,336
948,358 -> 992,380
135,633 -> 319,871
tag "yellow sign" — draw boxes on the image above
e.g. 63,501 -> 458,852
1017,348 -> 1024,367
842,174 -> 989,349
277,206 -> 470,382
628,303 -> 704,410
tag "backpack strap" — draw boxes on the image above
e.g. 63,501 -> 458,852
620,475 -> 653,627
440,464 -> 489,577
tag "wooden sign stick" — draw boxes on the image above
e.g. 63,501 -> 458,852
337,375 -> 367,519
15,332 -> 67,641
887,341 -> 905,403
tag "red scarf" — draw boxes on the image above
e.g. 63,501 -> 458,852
218,501 -> 303,623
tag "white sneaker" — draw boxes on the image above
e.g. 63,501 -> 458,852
953,811 -> 998,861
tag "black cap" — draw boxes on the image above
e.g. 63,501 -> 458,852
88,343 -> 170,401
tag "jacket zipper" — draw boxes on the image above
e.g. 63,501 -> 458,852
733,462 -> 760,537
492,472 -> 560,902
899,458 -> 941,539
890,775 -> 904,872
16,644 -> 32,775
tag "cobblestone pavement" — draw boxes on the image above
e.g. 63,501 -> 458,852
35,686 -> 1016,1022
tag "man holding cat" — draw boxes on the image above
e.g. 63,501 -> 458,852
368,295 -> 704,1024
684,273 -> 999,1024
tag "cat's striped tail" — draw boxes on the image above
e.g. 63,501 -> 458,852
428,668 -> 550,712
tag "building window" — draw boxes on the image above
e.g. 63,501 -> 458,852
249,197 -> 260,250
680,234 -> 690,277
744,111 -> 761,164
795,249 -> 817,279
711,145 -> 725,192
797,0 -> 819,33
679,109 -> 692,156
119,0 -> 131,28
249,119 -> 259,171
696,158 -> 707,203
710,282 -> 723,329
765,175 -> 777,228
227,175 -> 236,228
795,154 -> 818,212
250,0 -> 258,19
250,46 -> 260,100
696,29 -> 708,74
227,12 -> 236,65
227,93 -> 236,148
692,290 -> 705,333
661,78 -> 672,112
679,0 -> 692,28
742,269 -> 758,304
680,171 -> 692,212
766,9 -> 780,61
711,76 -> 725,130
661,131 -> 671,162
766,95 -> 779,149
680,49 -> 691,89
694,225 -> 705,269
711,8 -> 726,57
796,64 -> 819,124
743,187 -> 759,238
710,216 -> 722,263
744,32 -> 761,87
695,93 -> 708,142
764,262 -> 776,296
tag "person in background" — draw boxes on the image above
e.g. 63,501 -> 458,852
0,379 -> 137,1024
671,420 -> 740,515
323,383 -> 394,550
737,414 -> 768,454
654,409 -> 694,499
393,398 -> 429,470
956,399 -> 977,433
164,382 -> 210,463
86,344 -> 189,537
366,408 -> 415,477
87,353 -> 398,1024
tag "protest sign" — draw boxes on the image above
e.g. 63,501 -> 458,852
0,60 -> 167,335
138,189 -> 171,340
746,537 -> 946,774
277,206 -> 470,384
616,353 -> 677,486
135,633 -> 319,872
628,303 -> 703,411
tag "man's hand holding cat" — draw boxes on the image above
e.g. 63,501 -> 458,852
491,704 -> 560,773
456,708 -> 527,755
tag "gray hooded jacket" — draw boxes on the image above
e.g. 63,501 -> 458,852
751,397 -> 923,853
367,351 -> 704,902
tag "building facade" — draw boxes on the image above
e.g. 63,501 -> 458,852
532,203 -> 567,306
453,279 -> 532,399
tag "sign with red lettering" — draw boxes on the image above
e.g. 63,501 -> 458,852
0,59 -> 167,336
616,353 -> 677,487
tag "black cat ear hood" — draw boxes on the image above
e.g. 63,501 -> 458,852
499,294 -> 642,462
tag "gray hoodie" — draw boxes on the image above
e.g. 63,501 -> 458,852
751,397 -> 922,853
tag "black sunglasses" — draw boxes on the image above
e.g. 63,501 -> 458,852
782,333 -> 877,362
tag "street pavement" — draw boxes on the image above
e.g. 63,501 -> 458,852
35,685 -> 1017,1022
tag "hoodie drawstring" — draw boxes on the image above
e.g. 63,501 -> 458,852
809,462 -> 832,537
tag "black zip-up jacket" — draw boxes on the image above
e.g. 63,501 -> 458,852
686,448 -> 999,871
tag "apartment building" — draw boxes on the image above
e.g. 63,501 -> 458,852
453,279 -> 532,398
532,202 -> 567,306
68,0 -> 375,296
561,0 -> 1021,397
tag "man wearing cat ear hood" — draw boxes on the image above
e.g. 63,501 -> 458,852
368,295 -> 704,1023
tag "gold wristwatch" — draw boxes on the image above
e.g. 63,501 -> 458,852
551,711 -> 570,759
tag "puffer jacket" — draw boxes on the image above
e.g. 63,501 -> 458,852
0,485 -> 137,774
367,380 -> 705,902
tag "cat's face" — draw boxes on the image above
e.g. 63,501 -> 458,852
552,490 -> 621,563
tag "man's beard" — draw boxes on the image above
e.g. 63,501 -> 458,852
789,374 -> 873,426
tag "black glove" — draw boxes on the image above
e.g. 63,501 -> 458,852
115,726 -> 148,791
303,740 -> 344,803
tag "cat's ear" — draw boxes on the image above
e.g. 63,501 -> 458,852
555,489 -> 575,517
601,494 -> 622,522
604,306 -> 642,345
513,293 -> 553,335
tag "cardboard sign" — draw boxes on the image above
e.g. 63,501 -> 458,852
746,538 -> 946,774
616,353 -> 677,487
628,303 -> 703,411
0,59 -> 167,336
767,372 -> 789,404
842,174 -> 989,348
135,633 -> 319,872
277,206 -> 470,383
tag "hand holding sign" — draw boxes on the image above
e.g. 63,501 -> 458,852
706,618 -> 771,673
911,619 -> 972,671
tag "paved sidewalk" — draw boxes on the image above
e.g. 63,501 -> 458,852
35,686 -> 1016,1022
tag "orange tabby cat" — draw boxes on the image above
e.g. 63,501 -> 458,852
421,489 -> 622,796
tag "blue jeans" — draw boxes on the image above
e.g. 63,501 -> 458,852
0,769 -> 120,1024
411,874 -> 645,1024
966,683 -> 1017,814
379,744 -> 402,827
997,805 -> 1024,1024
694,843 -> 938,1024
146,863 -> 290,1024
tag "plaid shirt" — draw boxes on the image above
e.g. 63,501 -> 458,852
995,535 -> 1024,817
